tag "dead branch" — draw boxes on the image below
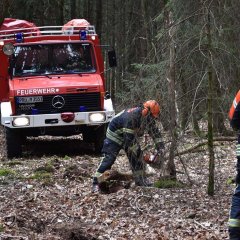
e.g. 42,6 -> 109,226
176,136 -> 236,156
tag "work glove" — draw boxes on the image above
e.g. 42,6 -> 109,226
144,150 -> 163,163
144,150 -> 165,169
143,152 -> 158,164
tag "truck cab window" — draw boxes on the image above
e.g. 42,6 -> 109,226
12,43 -> 96,77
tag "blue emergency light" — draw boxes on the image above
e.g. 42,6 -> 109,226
80,30 -> 87,40
15,32 -> 24,43
31,108 -> 39,115
79,106 -> 86,112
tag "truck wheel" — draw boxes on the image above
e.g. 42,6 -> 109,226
82,127 -> 94,144
93,124 -> 107,154
82,124 -> 107,153
3,127 -> 22,159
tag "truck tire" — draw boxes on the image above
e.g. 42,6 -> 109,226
3,127 -> 22,159
93,124 -> 107,154
82,127 -> 94,144
82,124 -> 107,154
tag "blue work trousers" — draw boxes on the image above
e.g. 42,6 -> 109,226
96,138 -> 144,174
229,184 -> 240,239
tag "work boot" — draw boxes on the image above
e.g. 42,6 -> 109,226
134,176 -> 152,187
92,183 -> 100,193
92,177 -> 100,193
229,227 -> 240,240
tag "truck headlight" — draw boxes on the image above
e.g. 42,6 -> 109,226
13,116 -> 30,126
89,113 -> 106,122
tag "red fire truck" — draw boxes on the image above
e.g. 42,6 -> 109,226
0,18 -> 117,158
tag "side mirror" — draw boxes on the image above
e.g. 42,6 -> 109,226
105,91 -> 111,99
108,50 -> 117,68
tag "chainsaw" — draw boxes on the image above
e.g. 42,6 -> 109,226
143,150 -> 164,169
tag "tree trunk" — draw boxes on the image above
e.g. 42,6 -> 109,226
110,0 -> 116,102
63,0 -> 71,23
70,0 -> 76,19
95,0 -> 103,39
205,4 -> 215,196
58,0 -> 64,25
1,0 -> 10,20
166,11 -> 177,178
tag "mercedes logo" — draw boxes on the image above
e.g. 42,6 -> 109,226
52,95 -> 65,109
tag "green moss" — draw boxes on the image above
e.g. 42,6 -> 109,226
0,224 -> 4,232
29,162 -> 56,184
28,170 -> 54,185
0,168 -> 15,177
154,178 -> 185,189
63,155 -> 71,160
34,163 -> 54,173
227,177 -> 235,185
7,161 -> 22,166
31,171 -> 52,180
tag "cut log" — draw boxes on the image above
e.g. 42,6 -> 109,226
97,170 -> 133,183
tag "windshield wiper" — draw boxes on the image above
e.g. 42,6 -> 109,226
14,73 -> 52,80
51,67 -> 65,73
44,74 -> 52,79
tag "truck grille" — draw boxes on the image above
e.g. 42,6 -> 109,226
14,93 -> 101,115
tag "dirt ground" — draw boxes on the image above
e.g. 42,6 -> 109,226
0,132 -> 236,240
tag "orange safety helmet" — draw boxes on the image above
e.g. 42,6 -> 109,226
142,100 -> 160,118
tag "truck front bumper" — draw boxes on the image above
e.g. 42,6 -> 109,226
1,110 -> 115,128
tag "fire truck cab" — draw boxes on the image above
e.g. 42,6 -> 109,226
0,18 -> 117,158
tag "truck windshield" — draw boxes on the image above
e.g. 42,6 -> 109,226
11,43 -> 96,77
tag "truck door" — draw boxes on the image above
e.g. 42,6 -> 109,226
0,51 -> 10,101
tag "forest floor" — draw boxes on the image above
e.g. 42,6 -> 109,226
0,131 -> 236,240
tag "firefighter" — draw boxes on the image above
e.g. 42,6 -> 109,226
229,135 -> 240,239
228,90 -> 240,239
92,100 -> 165,193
